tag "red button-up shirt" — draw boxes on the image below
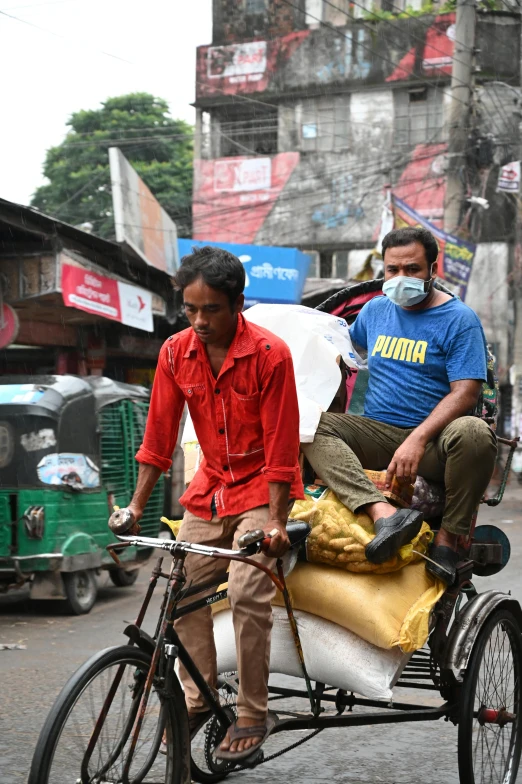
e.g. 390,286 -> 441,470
136,314 -> 304,520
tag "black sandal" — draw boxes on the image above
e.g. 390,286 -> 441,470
425,544 -> 460,585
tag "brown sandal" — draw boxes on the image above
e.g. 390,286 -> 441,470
214,715 -> 275,762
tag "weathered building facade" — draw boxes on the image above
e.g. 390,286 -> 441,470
194,3 -> 518,260
193,1 -> 521,406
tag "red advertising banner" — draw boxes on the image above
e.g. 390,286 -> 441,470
193,153 -> 300,243
196,32 -> 309,99
61,263 -> 153,332
386,13 -> 455,82
393,143 -> 447,227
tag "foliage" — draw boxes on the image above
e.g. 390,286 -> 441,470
363,0 -> 505,21
31,93 -> 193,239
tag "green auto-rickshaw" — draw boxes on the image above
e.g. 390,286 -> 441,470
0,375 -> 165,614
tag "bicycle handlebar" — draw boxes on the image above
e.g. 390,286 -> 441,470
107,531 -> 273,561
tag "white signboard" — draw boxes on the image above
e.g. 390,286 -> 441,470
109,147 -> 179,276
208,41 -> 267,79
497,160 -> 520,193
214,158 -> 272,192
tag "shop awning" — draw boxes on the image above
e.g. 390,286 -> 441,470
177,239 -> 310,307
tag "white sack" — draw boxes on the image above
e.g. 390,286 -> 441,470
214,606 -> 410,702
244,304 -> 362,442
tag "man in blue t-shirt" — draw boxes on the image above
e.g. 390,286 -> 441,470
301,227 -> 497,584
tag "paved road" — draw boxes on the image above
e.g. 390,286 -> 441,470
1,482 -> 522,784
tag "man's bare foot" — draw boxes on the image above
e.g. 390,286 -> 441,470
219,717 -> 263,755
433,528 -> 459,551
364,501 -> 396,524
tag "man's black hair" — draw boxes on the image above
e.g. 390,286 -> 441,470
174,245 -> 245,307
382,227 -> 439,266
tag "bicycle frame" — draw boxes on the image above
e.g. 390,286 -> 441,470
95,532 -> 469,778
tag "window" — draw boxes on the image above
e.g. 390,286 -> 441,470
214,106 -> 278,157
246,0 -> 266,12
393,87 -> 445,148
299,94 -> 351,153
333,251 -> 349,279
304,251 -> 320,278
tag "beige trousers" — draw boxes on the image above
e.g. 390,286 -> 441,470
174,506 -> 275,722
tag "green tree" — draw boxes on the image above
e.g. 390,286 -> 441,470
31,93 -> 193,239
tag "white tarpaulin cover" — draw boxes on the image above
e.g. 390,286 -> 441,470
244,304 -> 361,441
214,606 -> 409,701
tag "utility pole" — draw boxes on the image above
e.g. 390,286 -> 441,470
509,21 -> 522,453
444,0 -> 477,234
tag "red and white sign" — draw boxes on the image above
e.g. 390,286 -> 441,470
208,41 -> 267,80
0,303 -> 19,348
214,158 -> 272,192
193,153 -> 300,244
387,14 -> 455,82
61,263 -> 153,332
497,161 -> 520,193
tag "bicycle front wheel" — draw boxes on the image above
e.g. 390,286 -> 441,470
29,644 -> 190,784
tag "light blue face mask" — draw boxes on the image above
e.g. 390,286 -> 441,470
382,272 -> 433,308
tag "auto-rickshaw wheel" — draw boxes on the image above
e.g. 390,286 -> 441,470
457,607 -> 522,784
63,569 -> 98,614
109,567 -> 139,587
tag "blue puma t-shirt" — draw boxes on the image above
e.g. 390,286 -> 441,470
349,295 -> 487,428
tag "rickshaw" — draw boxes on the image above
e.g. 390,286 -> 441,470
28,283 -> 522,784
0,375 -> 165,614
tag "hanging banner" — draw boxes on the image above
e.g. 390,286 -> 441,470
497,161 -> 520,193
375,190 -> 394,254
392,196 -> 476,300
61,263 -> 154,332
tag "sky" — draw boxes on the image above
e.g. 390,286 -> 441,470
0,0 -> 212,205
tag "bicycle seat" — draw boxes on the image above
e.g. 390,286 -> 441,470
287,521 -> 311,549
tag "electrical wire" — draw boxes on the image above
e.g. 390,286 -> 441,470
323,0 -> 515,137
0,8 -> 132,63
278,0 -> 471,109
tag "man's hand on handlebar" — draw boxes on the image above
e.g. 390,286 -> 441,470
108,505 -> 143,536
262,520 -> 290,558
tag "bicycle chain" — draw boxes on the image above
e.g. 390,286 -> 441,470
204,717 -> 323,773
251,727 -> 324,766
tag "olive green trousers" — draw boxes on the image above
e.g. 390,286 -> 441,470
301,414 -> 497,536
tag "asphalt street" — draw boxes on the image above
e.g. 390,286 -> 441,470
1,480 -> 522,784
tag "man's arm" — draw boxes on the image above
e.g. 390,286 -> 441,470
265,481 -> 291,558
259,353 -> 301,558
129,343 -> 185,521
128,464 -> 163,523
385,378 -> 482,487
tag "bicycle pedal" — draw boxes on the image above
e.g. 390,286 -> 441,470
242,749 -> 264,768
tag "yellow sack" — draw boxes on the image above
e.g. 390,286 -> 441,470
276,561 -> 445,653
291,489 -> 433,574
162,517 -> 182,537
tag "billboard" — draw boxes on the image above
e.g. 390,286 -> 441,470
177,239 -> 310,307
193,153 -> 300,244
392,196 -> 476,300
109,147 -> 179,276
61,262 -> 154,332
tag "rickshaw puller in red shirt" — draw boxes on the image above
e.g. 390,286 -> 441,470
129,246 -> 303,762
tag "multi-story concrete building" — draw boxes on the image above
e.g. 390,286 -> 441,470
193,0 -> 520,433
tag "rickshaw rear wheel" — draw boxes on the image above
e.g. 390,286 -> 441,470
457,607 -> 522,784
63,568 -> 98,614
110,566 -> 139,587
